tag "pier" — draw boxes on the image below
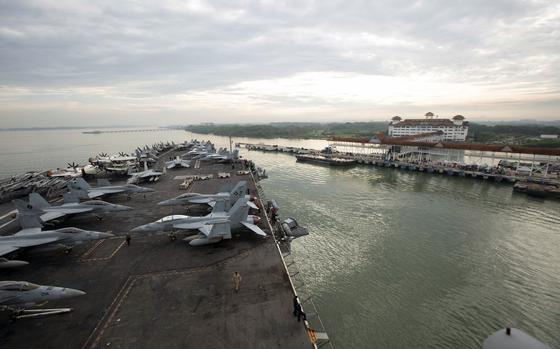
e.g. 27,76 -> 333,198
239,141 -> 560,187
0,149 -> 326,349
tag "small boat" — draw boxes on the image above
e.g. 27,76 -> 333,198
513,181 -> 560,199
280,218 -> 309,241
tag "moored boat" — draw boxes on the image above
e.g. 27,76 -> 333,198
295,154 -> 356,166
513,181 -> 560,199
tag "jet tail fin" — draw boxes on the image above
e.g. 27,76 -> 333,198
29,192 -> 51,210
229,181 -> 247,203
227,197 -> 250,225
12,199 -> 43,229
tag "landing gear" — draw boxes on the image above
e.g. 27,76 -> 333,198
169,232 -> 177,241
95,216 -> 103,221
64,247 -> 73,254
127,196 -> 132,200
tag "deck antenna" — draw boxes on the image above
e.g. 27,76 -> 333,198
229,135 -> 233,153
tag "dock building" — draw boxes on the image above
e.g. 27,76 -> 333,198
388,113 -> 469,141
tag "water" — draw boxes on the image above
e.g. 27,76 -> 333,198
1,129 -> 559,348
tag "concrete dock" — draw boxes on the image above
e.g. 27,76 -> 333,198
0,151 -> 312,349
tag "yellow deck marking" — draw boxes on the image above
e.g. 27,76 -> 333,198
80,237 -> 125,262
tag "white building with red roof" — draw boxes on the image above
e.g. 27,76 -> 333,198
388,113 -> 469,141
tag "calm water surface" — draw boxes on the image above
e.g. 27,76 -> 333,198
1,129 -> 559,348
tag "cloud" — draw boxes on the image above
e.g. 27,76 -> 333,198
0,0 -> 559,127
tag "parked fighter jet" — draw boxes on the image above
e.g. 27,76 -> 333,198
127,161 -> 163,184
175,140 -> 195,150
134,147 -> 158,163
0,280 -> 85,319
200,149 -> 239,162
131,197 -> 266,246
0,200 -> 114,260
157,181 -> 248,209
69,178 -> 154,199
29,192 -> 133,223
165,156 -> 191,169
183,141 -> 215,158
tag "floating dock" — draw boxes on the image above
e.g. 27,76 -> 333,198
0,149 -> 325,348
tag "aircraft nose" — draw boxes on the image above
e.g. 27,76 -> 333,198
157,200 -> 172,206
119,205 -> 134,211
64,288 -> 86,298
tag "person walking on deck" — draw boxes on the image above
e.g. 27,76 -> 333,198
232,271 -> 241,293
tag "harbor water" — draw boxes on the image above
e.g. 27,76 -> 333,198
1,128 -> 559,348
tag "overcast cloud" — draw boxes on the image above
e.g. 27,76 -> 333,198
0,0 -> 559,127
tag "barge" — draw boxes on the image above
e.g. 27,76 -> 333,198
513,181 -> 560,199
295,154 -> 356,166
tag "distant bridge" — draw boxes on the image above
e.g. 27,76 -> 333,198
82,128 -> 177,134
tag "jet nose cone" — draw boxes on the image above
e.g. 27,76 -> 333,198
142,188 -> 155,193
65,288 -> 86,298
157,200 -> 169,206
120,205 -> 134,211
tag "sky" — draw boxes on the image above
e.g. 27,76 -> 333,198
0,0 -> 559,127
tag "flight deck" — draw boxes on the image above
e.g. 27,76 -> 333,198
0,150 -> 312,349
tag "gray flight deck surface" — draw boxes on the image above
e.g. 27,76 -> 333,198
0,154 -> 311,349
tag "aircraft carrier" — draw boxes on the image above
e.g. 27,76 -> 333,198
0,148 -> 315,349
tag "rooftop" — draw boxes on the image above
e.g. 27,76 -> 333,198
393,119 -> 456,127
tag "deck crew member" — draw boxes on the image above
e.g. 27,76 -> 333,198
232,271 -> 242,292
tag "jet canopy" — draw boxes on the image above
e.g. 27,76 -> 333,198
156,215 -> 190,223
0,281 -> 40,291
82,201 -> 110,206
56,227 -> 87,234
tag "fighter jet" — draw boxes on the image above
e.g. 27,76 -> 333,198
131,197 -> 266,246
0,200 -> 114,260
157,181 -> 248,209
127,161 -> 163,184
28,192 -> 133,223
183,142 -> 216,159
69,178 -> 154,199
134,147 -> 158,163
165,156 -> 191,169
0,280 -> 85,319
200,149 -> 239,163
